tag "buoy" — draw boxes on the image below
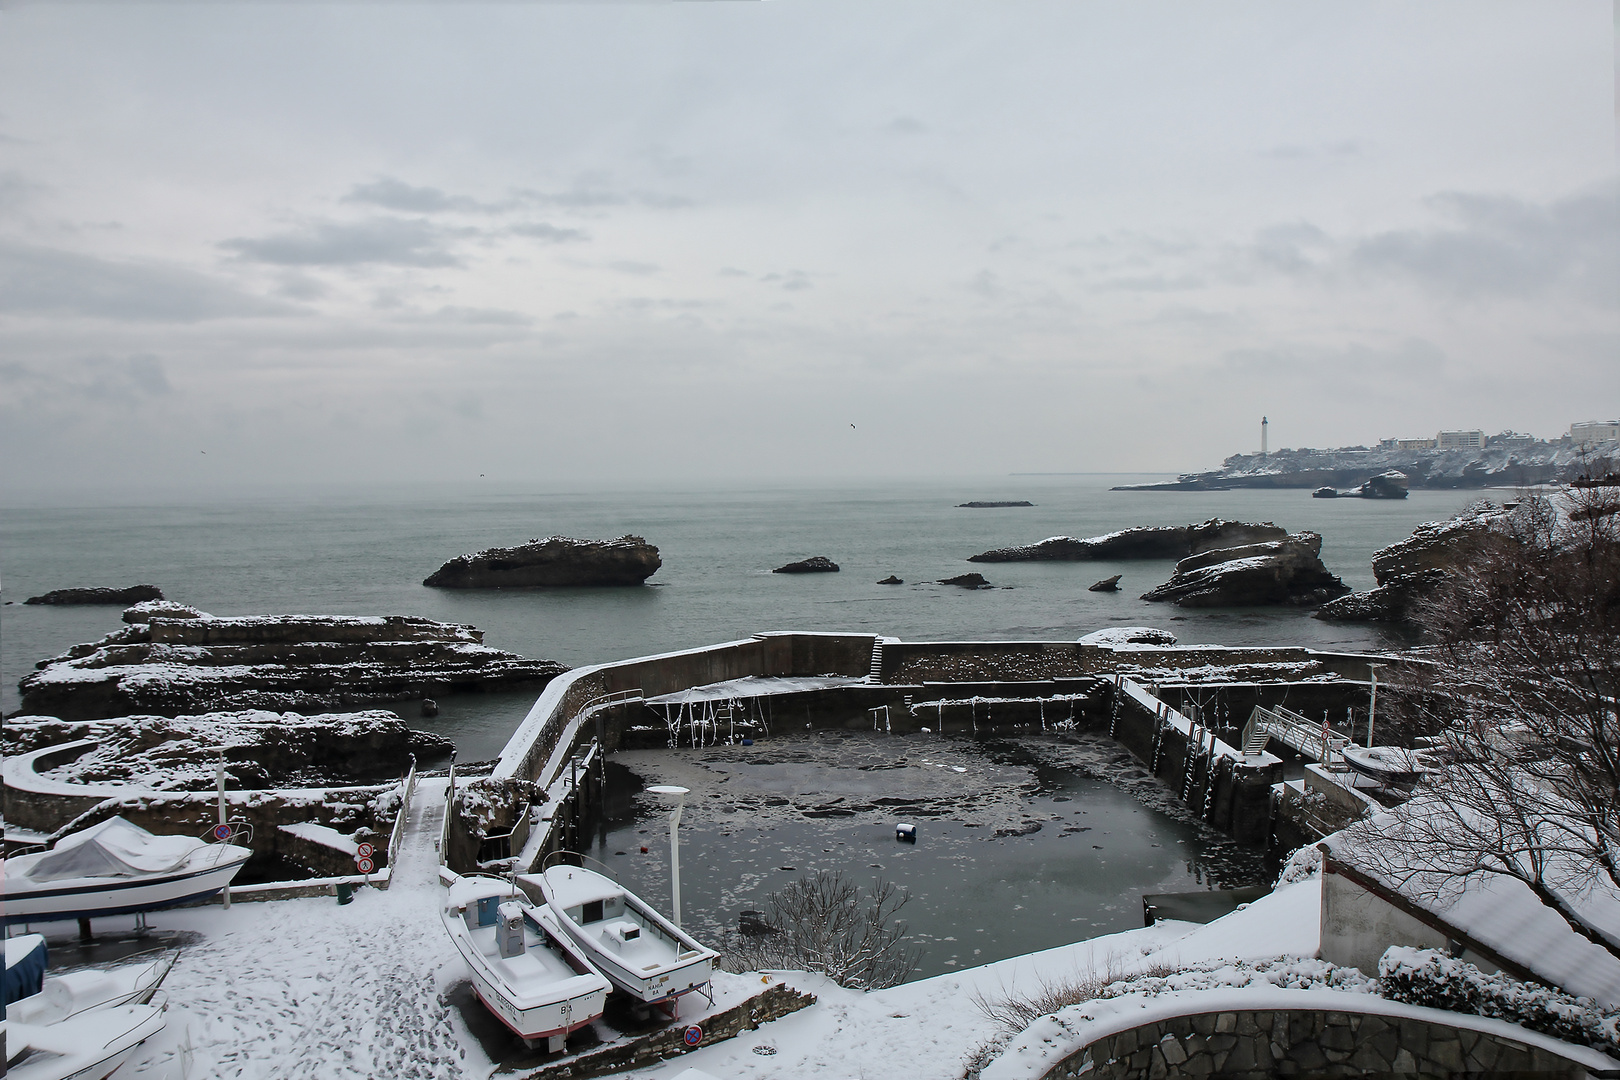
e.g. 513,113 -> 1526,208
741,738 -> 754,746
896,823 -> 917,843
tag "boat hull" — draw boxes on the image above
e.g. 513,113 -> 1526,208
2,854 -> 250,925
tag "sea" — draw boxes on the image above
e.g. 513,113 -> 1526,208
1,474 -> 1479,756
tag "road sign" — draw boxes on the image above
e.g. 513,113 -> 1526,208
213,823 -> 232,841
683,1025 -> 703,1047
355,856 -> 376,874
356,842 -> 375,859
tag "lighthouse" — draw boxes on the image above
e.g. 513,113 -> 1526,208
1261,416 -> 1269,458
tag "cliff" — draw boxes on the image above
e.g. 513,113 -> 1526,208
1141,532 -> 1351,607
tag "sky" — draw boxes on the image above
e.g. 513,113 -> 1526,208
0,0 -> 1616,495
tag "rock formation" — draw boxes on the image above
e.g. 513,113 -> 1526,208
1140,532 -> 1351,607
774,556 -> 839,574
3,710 -> 451,789
957,501 -> 1034,508
876,575 -> 904,585
424,535 -> 660,588
123,599 -> 206,623
25,584 -> 164,605
1088,575 -> 1122,592
969,520 -> 1286,562
938,573 -> 993,589
18,612 -> 567,721
1315,509 -> 1516,624
1079,627 -> 1178,647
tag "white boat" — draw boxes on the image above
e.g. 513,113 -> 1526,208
5,935 -> 173,1080
3,817 -> 252,927
1340,745 -> 1438,787
524,865 -> 718,1010
440,871 -> 611,1052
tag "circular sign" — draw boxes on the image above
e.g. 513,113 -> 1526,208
356,842 -> 375,859
683,1025 -> 703,1047
213,823 -> 232,840
355,857 -> 376,874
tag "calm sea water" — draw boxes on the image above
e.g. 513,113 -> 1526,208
1,476 -> 1477,757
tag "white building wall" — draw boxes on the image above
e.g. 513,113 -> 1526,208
1570,421 -> 1620,445
1435,430 -> 1485,451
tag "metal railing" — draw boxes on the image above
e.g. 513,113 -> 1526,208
387,755 -> 418,869
1242,704 -> 1351,765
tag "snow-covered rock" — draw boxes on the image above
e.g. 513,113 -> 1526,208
1140,533 -> 1351,607
969,520 -> 1286,562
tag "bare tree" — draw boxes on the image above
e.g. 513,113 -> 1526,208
720,870 -> 922,990
1350,486 -> 1620,962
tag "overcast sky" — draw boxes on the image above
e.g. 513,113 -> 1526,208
1,1 -> 1615,496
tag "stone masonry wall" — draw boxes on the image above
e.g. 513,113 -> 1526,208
1051,1008 -> 1588,1079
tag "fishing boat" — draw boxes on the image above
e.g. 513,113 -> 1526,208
440,871 -> 611,1052
524,864 -> 718,1010
1340,745 -> 1437,787
4,936 -> 175,1080
3,817 -> 253,926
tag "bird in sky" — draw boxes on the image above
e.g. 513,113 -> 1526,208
849,423 -> 856,430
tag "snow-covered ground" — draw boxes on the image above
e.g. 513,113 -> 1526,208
69,775 -> 1324,1079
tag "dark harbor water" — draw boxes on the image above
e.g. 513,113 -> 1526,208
585,730 -> 1277,982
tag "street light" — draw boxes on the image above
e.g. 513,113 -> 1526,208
646,785 -> 690,927
1367,663 -> 1386,748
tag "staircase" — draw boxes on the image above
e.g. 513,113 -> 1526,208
868,639 -> 885,682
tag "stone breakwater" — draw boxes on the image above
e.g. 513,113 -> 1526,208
969,520 -> 1286,563
423,535 -> 661,587
17,612 -> 567,720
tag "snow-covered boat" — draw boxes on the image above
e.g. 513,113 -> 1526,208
3,817 -> 253,926
525,865 -> 718,1009
440,871 -> 611,1052
4,935 -> 174,1080
1340,745 -> 1437,787
3,819 -> 252,932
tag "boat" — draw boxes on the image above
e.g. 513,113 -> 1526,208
440,871 -> 611,1052
524,864 -> 718,1010
1340,745 -> 1437,787
5,935 -> 174,1080
3,816 -> 253,926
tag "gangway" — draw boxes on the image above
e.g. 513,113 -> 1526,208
1241,704 -> 1352,765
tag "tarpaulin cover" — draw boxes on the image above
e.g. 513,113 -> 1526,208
4,933 -> 48,1007
23,817 -> 200,883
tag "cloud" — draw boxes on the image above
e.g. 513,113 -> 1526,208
342,178 -> 491,214
886,116 -> 927,135
0,241 -> 291,321
220,217 -> 465,267
509,222 -> 587,243
1220,338 -> 1447,385
608,260 -> 659,275
0,353 -> 173,410
1347,181 -> 1618,301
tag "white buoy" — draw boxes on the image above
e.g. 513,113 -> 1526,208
895,823 -> 917,843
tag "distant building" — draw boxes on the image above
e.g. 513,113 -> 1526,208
1381,437 -> 1436,451
1486,431 -> 1537,451
1570,420 -> 1620,445
1436,430 -> 1485,451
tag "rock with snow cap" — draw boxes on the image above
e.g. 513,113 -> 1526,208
1141,532 -> 1351,607
969,520 -> 1286,562
774,556 -> 840,574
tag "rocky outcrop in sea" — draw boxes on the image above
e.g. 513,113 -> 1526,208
1141,532 -> 1351,607
424,535 -> 661,588
1315,509 -> 1516,624
3,710 -> 450,789
18,611 -> 567,721
938,573 -> 993,589
774,556 -> 839,573
969,519 -> 1285,562
25,584 -> 164,605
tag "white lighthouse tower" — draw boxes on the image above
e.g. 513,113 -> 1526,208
1261,416 -> 1269,459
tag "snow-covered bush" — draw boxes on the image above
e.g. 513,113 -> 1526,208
1275,842 -> 1323,886
1378,947 -> 1620,1056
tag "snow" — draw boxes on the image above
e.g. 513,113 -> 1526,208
1325,813 -> 1620,1009
646,675 -> 866,705
278,822 -> 360,857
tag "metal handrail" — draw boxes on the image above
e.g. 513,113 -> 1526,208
439,759 -> 457,866
539,848 -> 622,884
387,757 -> 418,868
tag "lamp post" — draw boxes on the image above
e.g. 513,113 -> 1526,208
646,785 -> 690,927
1367,663 -> 1386,748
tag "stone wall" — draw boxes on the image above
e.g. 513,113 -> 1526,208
1058,1008 -> 1590,1079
